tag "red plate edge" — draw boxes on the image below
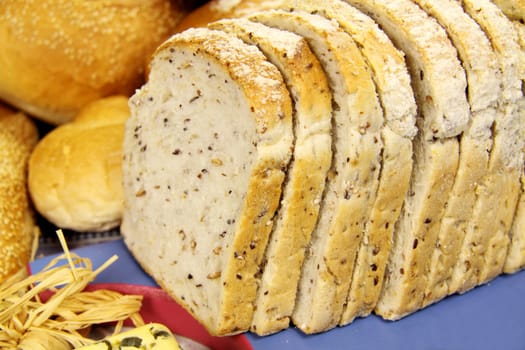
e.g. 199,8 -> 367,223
84,283 -> 253,350
26,269 -> 253,350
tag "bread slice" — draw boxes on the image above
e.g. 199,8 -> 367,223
208,17 -> 334,335
121,27 -> 294,336
343,0 -> 469,320
249,9 -> 384,333
504,20 -> 525,273
278,0 -> 416,325
288,0 -> 417,139
449,0 -> 523,292
341,1 -> 468,140
407,0 -> 500,307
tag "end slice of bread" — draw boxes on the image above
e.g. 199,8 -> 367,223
121,27 -> 294,335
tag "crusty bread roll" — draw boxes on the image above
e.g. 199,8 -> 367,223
0,0 -> 199,125
28,96 -> 129,232
0,104 -> 39,283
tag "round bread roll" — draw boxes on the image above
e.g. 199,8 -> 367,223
28,95 -> 129,232
0,104 -> 39,283
0,0 -> 195,125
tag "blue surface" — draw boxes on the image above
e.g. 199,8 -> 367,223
30,239 -> 525,350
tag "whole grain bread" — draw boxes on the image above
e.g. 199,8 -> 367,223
342,0 -> 469,320
279,0 -> 416,325
121,27 -> 294,336
209,17 -> 334,335
409,0 -> 501,307
449,0 -> 523,293
249,9 -> 384,334
119,0 -> 525,336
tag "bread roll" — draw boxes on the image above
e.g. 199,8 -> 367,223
0,0 -> 195,125
28,96 -> 129,232
0,105 -> 39,283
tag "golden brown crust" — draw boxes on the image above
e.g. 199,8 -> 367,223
209,18 -> 333,335
0,109 -> 39,283
341,128 -> 412,324
28,95 -> 129,232
122,28 -> 293,336
169,30 -> 293,336
0,0 -> 188,125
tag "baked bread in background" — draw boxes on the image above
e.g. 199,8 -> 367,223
0,0 -> 199,125
28,96 -> 129,232
0,104 -> 39,283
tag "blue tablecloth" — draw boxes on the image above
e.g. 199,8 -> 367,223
30,239 -> 525,350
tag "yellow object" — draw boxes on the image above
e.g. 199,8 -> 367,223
75,324 -> 181,350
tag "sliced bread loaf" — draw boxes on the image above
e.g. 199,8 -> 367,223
121,27 -> 294,335
281,0 -> 417,325
249,9 -> 385,333
344,0 -> 470,320
449,0 -> 523,292
208,17 -> 334,335
409,0 -> 500,307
